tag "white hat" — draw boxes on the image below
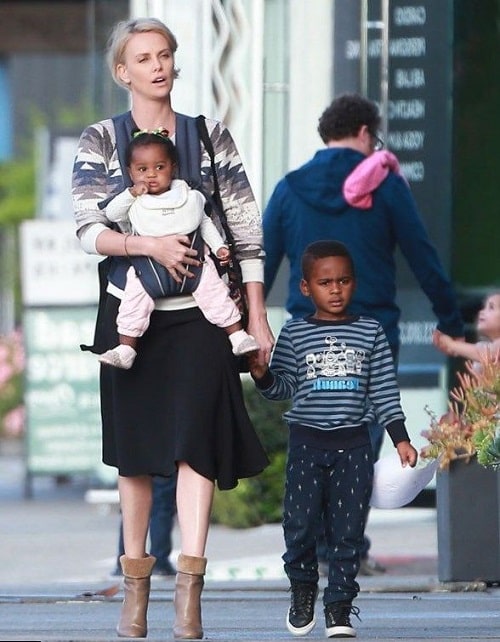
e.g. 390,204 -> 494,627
370,453 -> 438,509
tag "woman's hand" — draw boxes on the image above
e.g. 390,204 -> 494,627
245,282 -> 275,366
149,234 -> 201,283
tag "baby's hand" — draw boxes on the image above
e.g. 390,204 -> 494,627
396,441 -> 418,468
130,181 -> 149,197
216,246 -> 231,266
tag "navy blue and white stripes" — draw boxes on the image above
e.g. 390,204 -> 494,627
258,315 -> 405,435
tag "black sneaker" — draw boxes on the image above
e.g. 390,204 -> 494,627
324,602 -> 360,638
286,581 -> 318,636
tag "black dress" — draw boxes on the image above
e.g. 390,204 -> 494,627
99,293 -> 269,490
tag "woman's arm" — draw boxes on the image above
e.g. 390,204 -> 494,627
245,281 -> 275,365
201,120 -> 274,363
94,228 -> 199,282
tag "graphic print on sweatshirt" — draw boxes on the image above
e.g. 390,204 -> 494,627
306,335 -> 365,391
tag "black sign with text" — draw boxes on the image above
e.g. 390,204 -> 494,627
333,0 -> 454,370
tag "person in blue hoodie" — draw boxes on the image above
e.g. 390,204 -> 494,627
263,93 -> 464,576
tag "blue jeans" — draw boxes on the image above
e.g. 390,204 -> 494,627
117,474 -> 177,569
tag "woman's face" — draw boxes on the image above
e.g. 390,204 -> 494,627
117,31 -> 176,99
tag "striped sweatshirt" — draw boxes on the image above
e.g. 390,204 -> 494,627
255,315 -> 409,447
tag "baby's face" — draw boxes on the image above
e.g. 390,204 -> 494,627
129,144 -> 175,195
477,294 -> 500,340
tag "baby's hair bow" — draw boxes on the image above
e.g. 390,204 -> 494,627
133,128 -> 170,140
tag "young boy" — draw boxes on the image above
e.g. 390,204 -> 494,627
249,240 -> 417,638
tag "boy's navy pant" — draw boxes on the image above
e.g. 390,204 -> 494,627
282,442 -> 373,604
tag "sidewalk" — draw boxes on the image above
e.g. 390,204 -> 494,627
0,438 -> 439,590
2,439 -> 499,641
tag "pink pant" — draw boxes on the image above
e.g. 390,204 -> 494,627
117,255 -> 241,338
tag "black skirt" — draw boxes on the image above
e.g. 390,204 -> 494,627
99,294 -> 269,490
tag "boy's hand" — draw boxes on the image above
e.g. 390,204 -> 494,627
248,351 -> 268,381
396,441 -> 418,468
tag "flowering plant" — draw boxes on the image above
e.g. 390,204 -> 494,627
0,329 -> 25,438
420,356 -> 500,471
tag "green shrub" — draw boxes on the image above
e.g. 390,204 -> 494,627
211,380 -> 290,528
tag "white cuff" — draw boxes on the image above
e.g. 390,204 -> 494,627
240,258 -> 264,283
80,223 -> 110,254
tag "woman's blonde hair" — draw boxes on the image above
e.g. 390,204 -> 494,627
106,17 -> 180,88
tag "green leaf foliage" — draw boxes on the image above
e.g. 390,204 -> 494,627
210,380 -> 290,528
0,158 -> 36,225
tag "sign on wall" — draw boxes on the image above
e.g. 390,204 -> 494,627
20,220 -> 101,306
23,307 -> 101,476
20,220 -> 106,484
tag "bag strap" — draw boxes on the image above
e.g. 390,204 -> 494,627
175,113 -> 203,183
111,111 -> 135,188
195,115 -> 237,248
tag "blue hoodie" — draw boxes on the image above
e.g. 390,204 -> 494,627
263,147 -> 464,349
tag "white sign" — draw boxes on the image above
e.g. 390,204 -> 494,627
20,220 -> 101,306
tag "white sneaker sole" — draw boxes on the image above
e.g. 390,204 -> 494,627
325,623 -> 356,638
286,611 -> 316,636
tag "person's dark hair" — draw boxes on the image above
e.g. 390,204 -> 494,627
301,240 -> 355,280
318,93 -> 381,143
126,132 -> 178,167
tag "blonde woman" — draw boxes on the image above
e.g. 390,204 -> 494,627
72,17 -> 273,640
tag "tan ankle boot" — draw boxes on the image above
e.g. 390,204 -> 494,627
117,554 -> 156,638
173,554 -> 207,639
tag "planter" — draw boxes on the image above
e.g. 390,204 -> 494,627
436,456 -> 500,583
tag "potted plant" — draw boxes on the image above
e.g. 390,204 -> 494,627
420,356 -> 500,583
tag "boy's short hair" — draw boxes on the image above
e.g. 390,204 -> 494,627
301,240 -> 355,280
318,93 -> 381,143
126,132 -> 178,167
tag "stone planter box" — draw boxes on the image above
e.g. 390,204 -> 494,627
436,457 -> 500,583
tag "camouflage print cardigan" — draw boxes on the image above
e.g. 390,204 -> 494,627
71,114 -> 264,283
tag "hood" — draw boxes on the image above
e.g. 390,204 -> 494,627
285,147 -> 365,215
